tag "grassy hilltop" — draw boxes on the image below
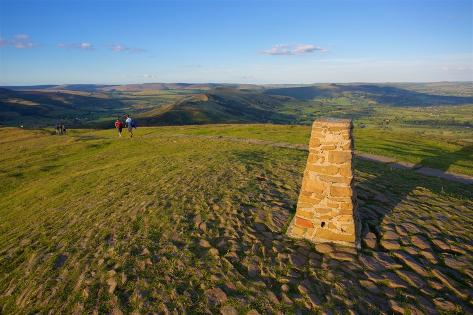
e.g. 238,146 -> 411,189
1,82 -> 472,313
1,126 -> 472,314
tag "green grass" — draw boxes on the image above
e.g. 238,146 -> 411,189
0,127 -> 304,313
129,124 -> 473,176
1,126 -> 472,314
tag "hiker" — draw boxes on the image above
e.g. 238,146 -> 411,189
114,118 -> 124,137
56,124 -> 62,135
61,124 -> 67,135
124,114 -> 136,138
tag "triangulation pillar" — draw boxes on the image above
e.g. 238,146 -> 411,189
287,118 -> 359,247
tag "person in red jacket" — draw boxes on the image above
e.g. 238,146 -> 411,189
114,118 -> 124,137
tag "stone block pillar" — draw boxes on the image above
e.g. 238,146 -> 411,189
287,118 -> 359,247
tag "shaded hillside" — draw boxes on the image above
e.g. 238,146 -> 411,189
138,90 -> 294,125
265,83 -> 473,106
0,88 -> 124,126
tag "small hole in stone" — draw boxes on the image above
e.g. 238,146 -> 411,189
321,222 -> 325,228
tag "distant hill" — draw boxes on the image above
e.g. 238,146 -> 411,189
137,89 -> 294,125
264,83 -> 473,106
0,88 -> 123,126
2,84 -> 114,92
2,82 -> 472,127
2,83 -> 262,93
391,82 -> 473,97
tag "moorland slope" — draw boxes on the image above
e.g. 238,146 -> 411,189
1,127 -> 472,314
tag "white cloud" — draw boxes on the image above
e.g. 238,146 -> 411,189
14,34 -> 30,40
293,44 -> 327,54
110,44 -> 127,52
58,42 -> 94,50
262,44 -> 327,55
109,43 -> 146,53
143,74 -> 158,79
0,34 -> 38,49
79,42 -> 93,50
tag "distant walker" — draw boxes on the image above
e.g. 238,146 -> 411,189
114,118 -> 124,137
124,114 -> 136,138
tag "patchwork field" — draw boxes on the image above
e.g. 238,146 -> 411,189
1,127 -> 472,314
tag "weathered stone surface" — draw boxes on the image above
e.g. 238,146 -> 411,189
359,255 -> 384,271
295,217 -> 313,229
433,298 -> 457,312
297,283 -> 310,295
287,119 -> 357,247
432,268 -> 469,299
362,232 -> 377,250
328,151 -> 352,164
200,239 -> 211,248
389,300 -> 405,314
208,248 -> 219,257
380,239 -> 401,250
315,228 -> 356,243
432,239 -> 450,251
411,235 -> 430,249
393,252 -> 429,277
359,280 -> 381,294
315,243 -> 333,254
281,292 -> 293,305
382,230 -> 398,240
329,251 -> 356,262
220,305 -> 238,315
443,256 -> 467,270
419,250 -> 438,264
396,270 -> 427,288
290,254 -> 307,269
383,272 -> 408,289
205,288 -> 227,306
107,277 -> 117,294
266,290 -> 280,304
372,252 -> 403,269
308,293 -> 323,308
330,185 -> 352,197
247,263 -> 260,278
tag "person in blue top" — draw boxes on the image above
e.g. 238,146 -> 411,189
124,114 -> 136,138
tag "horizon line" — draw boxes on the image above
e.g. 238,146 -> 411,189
1,80 -> 472,87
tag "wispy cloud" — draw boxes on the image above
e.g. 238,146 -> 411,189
109,44 -> 146,53
262,44 -> 327,55
0,34 -> 38,49
58,42 -> 94,50
143,73 -> 158,79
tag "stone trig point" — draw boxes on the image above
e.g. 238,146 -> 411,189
287,118 -> 360,248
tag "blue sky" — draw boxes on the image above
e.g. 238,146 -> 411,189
0,0 -> 472,85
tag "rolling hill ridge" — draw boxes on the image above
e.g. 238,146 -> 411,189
137,90 -> 294,125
